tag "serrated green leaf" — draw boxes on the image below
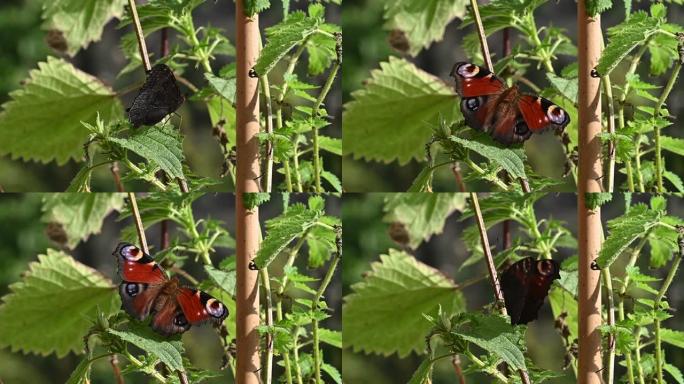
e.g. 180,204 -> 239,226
342,249 -> 465,357
597,11 -> 660,75
664,171 -> 684,192
321,170 -> 342,192
108,328 -> 184,371
665,363 -> 684,384
661,328 -> 684,348
343,57 -> 460,164
549,287 -> 578,341
584,192 -> 613,210
661,135 -> 684,157
0,249 -> 119,357
322,362 -> 342,384
41,193 -> 125,249
205,73 -> 236,104
254,203 -> 321,268
205,265 -> 236,297
596,204 -> 661,268
318,136 -> 341,156
65,356 -> 92,384
243,0 -> 270,17
109,126 -> 185,180
384,0 -> 468,56
586,0 -> 612,16
0,57 -> 122,164
243,192 -> 271,210
318,328 -> 341,348
449,136 -> 527,179
42,0 -> 127,56
383,193 -> 466,249
254,11 -> 319,75
66,166 -> 93,192
407,358 -> 433,384
451,313 -> 527,371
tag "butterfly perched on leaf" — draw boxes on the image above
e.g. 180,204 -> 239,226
114,243 -> 227,336
451,62 -> 570,145
500,257 -> 560,325
127,64 -> 184,128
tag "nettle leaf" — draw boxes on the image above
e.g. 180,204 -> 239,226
318,328 -> 342,348
547,73 -> 578,103
665,363 -> 684,384
243,0 -> 270,17
596,204 -> 662,268
0,57 -> 122,164
318,136 -> 342,156
586,0 -> 612,16
342,249 -> 465,357
549,287 -> 578,341
383,193 -> 466,249
205,73 -> 236,104
661,328 -> 684,348
0,249 -> 119,357
449,136 -> 527,179
597,11 -> 660,76
254,10 -> 319,76
384,0 -> 468,56
204,265 -> 236,297
343,57 -> 460,165
254,203 -> 321,268
243,192 -> 271,210
660,135 -> 684,157
41,193 -> 125,249
648,215 -> 683,268
108,328 -> 184,371
451,313 -> 527,371
109,126 -> 186,180
307,21 -> 340,76
42,0 -> 127,56
65,356 -> 92,384
306,215 -> 340,268
584,192 -> 613,210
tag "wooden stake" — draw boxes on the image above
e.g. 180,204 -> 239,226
577,2 -> 604,383
235,2 -> 262,383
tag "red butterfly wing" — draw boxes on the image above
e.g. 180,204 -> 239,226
518,95 -> 570,133
177,288 -> 228,325
114,243 -> 167,284
501,258 -> 560,325
450,62 -> 506,97
119,282 -> 164,321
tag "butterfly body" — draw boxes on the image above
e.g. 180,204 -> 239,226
450,62 -> 570,144
128,64 -> 184,128
114,243 -> 227,336
500,257 -> 560,325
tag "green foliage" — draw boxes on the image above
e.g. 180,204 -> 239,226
243,192 -> 272,210
449,136 -> 527,179
597,204 -> 662,268
584,192 -> 613,210
108,126 -> 186,180
204,265 -> 236,296
0,249 -> 119,357
254,198 -> 324,268
42,0 -> 127,56
0,57 -> 122,164
343,57 -> 460,165
41,193 -> 125,249
254,8 -> 320,76
382,193 -> 466,249
383,0 -> 468,56
407,358 -> 433,384
108,328 -> 185,372
244,0 -> 271,17
342,249 -> 465,357
597,10 -> 661,76
586,0 -> 612,16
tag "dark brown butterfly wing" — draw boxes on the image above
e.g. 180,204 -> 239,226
501,257 -> 560,325
128,64 -> 184,128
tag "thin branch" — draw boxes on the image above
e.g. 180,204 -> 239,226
469,193 -> 531,384
110,354 -> 125,384
451,163 -> 467,192
260,269 -> 274,384
127,192 -> 149,254
127,0 -> 151,71
111,162 -> 125,192
452,355 -> 467,384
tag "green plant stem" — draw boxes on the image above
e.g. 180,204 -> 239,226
464,350 -> 509,383
634,137 -> 645,192
123,351 -> 167,383
634,334 -> 646,384
602,267 -> 616,384
653,60 -> 681,192
463,158 -> 510,191
260,269 -> 274,384
283,159 -> 293,192
292,145 -> 303,192
260,75 -> 274,192
525,13 -> 555,74
275,303 -> 294,384
602,74 -> 616,193
122,158 -> 168,190
292,335 -> 304,384
310,58 -> 341,192
311,240 -> 341,383
653,230 -> 682,384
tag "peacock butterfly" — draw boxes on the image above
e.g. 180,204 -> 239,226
114,243 -> 227,336
450,62 -> 570,145
127,64 -> 184,128
500,257 -> 560,325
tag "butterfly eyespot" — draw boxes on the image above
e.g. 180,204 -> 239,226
462,97 -> 481,111
205,299 -> 226,318
120,244 -> 142,261
514,120 -> 530,136
547,105 -> 566,124
174,313 -> 188,327
124,283 -> 143,297
457,63 -> 479,78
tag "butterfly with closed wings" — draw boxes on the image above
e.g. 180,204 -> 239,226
500,257 -> 560,325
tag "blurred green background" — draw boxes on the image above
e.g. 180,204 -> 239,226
341,193 -> 684,383
0,0 -> 341,192
341,0 -> 684,192
0,193 -> 341,383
